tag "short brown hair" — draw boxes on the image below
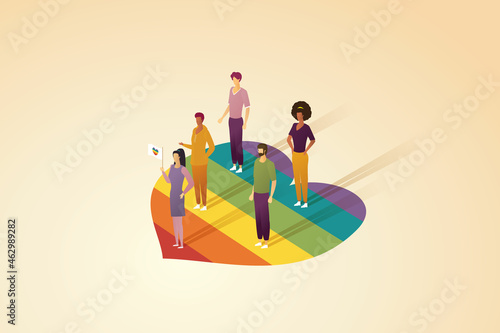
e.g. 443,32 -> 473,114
257,143 -> 268,155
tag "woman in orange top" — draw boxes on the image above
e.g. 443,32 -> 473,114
179,112 -> 215,211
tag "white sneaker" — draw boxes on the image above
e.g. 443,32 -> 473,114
230,165 -> 237,171
261,245 -> 268,249
173,244 -> 179,247
255,242 -> 262,246
178,246 -> 184,249
301,203 -> 308,208
290,179 -> 295,186
294,201 -> 301,207
193,204 -> 200,209
236,168 -> 242,173
200,206 -> 207,211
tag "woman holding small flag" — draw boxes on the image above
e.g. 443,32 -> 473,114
160,148 -> 194,249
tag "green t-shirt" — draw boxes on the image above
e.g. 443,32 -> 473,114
253,158 -> 276,194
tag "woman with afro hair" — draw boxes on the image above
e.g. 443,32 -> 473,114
287,101 -> 316,208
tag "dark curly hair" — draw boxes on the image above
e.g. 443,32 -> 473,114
291,101 -> 312,121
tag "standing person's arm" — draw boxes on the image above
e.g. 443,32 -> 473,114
242,90 -> 251,129
179,130 -> 194,149
304,140 -> 315,154
287,135 -> 294,151
303,126 -> 316,155
205,128 -> 215,158
249,186 -> 254,201
287,125 -> 295,151
243,107 -> 250,129
269,180 -> 277,203
218,105 -> 230,124
160,167 -> 170,183
268,163 -> 277,203
219,89 -> 232,124
180,167 -> 194,199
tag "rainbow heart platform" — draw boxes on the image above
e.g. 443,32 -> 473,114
150,141 -> 366,265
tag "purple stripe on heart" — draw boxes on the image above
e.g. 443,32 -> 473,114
242,141 -> 366,221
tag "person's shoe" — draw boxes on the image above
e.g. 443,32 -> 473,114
236,168 -> 242,173
255,242 -> 262,246
200,206 -> 207,211
294,201 -> 301,207
290,179 -> 295,186
193,204 -> 200,209
261,245 -> 268,249
230,165 -> 237,171
173,244 -> 179,247
301,203 -> 308,208
178,246 -> 184,249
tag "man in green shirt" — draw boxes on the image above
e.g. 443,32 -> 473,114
249,143 -> 277,249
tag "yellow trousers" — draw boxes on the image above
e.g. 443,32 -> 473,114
292,152 -> 309,202
192,164 -> 208,206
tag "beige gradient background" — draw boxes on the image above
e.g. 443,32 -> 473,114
1,0 -> 499,332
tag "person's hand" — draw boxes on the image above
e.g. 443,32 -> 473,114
180,193 -> 184,199
268,196 -> 273,203
303,151 -> 307,155
218,117 -> 223,124
242,123 -> 247,130
179,142 -> 184,146
249,193 -> 254,201
160,167 -> 164,172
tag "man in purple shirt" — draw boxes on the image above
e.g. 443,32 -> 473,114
218,72 -> 250,173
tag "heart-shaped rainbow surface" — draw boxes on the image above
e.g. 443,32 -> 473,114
150,141 -> 366,265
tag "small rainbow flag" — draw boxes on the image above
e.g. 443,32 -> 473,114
148,144 -> 162,161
